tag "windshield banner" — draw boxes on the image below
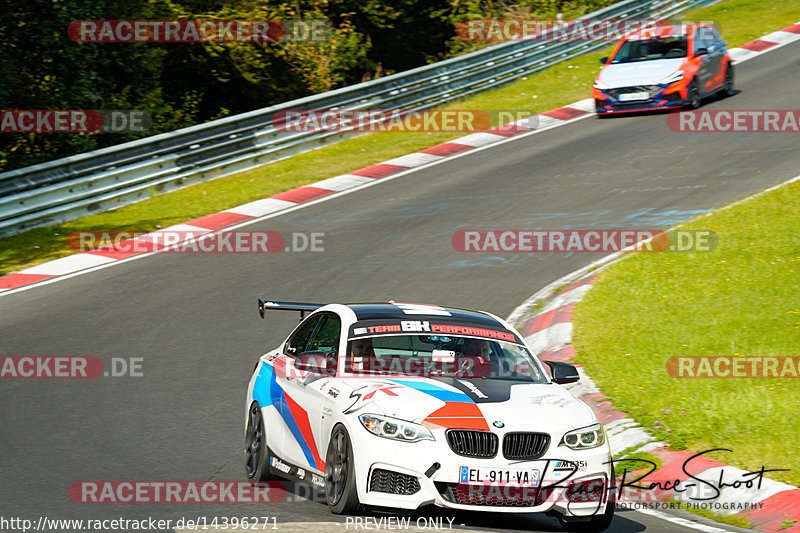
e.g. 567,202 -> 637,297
348,320 -> 521,344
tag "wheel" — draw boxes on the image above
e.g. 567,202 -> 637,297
722,65 -> 735,97
245,402 -> 274,481
325,425 -> 362,514
686,81 -> 701,109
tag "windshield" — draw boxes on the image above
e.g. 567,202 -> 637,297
345,334 -> 548,383
611,35 -> 688,63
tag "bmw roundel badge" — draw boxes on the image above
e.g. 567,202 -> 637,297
493,420 -> 505,428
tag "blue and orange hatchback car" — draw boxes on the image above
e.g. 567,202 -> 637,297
593,23 -> 735,115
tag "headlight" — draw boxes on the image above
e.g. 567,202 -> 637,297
593,78 -> 611,90
358,414 -> 434,443
560,423 -> 605,450
661,70 -> 684,85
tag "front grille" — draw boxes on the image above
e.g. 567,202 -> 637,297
607,85 -> 661,102
503,432 -> 550,460
446,430 -> 498,458
369,468 -> 420,495
436,482 -> 553,507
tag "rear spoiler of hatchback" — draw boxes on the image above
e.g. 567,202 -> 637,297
258,299 -> 324,320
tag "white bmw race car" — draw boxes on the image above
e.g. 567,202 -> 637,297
245,300 -> 616,531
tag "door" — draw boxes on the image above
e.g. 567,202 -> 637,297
263,313 -> 323,462
707,26 -> 728,90
277,312 -> 341,472
694,28 -> 719,93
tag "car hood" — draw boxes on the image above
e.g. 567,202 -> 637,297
598,58 -> 684,87
335,376 -> 598,434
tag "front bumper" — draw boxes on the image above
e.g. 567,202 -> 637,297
593,84 -> 686,114
353,428 -> 614,516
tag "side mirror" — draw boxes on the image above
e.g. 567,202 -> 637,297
695,47 -> 708,56
600,56 -> 609,65
295,350 -> 336,376
544,360 -> 580,384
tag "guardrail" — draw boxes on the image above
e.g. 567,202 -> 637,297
0,0 -> 717,237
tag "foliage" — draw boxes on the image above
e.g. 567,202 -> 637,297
0,0 -> 620,171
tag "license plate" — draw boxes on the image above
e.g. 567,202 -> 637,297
459,466 -> 540,486
618,91 -> 650,101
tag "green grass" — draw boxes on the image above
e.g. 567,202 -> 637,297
689,0 -> 800,46
552,284 -> 568,296
573,181 -> 800,486
3,0 -> 800,277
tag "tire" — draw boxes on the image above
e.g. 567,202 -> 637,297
325,425 -> 362,514
245,402 -> 274,481
722,65 -> 735,97
686,81 -> 701,109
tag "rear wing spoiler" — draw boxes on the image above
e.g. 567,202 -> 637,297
258,299 -> 324,320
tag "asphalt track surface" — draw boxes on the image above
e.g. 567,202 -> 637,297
1,39 -> 799,533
